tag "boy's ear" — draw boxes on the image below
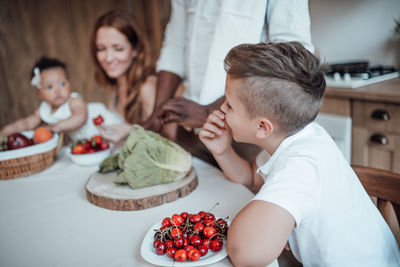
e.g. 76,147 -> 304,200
256,118 -> 274,139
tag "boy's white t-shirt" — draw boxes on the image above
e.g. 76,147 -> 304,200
39,92 -> 124,140
253,122 -> 400,267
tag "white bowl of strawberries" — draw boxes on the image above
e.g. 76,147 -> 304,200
68,136 -> 112,166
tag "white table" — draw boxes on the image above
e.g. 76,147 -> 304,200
0,149 -> 278,267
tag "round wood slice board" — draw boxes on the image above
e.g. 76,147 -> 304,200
85,168 -> 198,211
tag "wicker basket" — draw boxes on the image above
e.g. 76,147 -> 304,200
0,132 -> 63,180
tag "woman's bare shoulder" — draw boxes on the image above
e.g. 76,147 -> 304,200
144,75 -> 157,87
140,75 -> 157,97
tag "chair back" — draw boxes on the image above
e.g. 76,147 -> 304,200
352,165 -> 400,245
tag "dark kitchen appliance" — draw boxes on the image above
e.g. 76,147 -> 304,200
324,61 -> 398,89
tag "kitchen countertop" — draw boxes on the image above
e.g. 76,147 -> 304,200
325,78 -> 400,104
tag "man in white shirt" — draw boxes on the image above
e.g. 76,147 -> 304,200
145,0 -> 314,163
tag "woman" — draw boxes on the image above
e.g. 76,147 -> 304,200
91,11 -> 157,144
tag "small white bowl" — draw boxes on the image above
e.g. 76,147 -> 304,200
68,144 -> 113,166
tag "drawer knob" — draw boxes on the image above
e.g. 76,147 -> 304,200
371,109 -> 390,121
370,134 -> 389,145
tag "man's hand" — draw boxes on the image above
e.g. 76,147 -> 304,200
157,97 -> 209,129
199,109 -> 232,156
143,113 -> 163,132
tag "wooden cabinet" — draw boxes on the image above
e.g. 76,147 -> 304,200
352,101 -> 400,173
320,78 -> 400,174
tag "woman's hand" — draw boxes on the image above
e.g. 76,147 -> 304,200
97,123 -> 133,144
199,110 -> 232,156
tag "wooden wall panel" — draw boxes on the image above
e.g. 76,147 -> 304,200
0,0 -> 170,127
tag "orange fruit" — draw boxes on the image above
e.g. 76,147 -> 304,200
33,127 -> 53,144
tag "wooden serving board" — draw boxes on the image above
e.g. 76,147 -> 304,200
85,168 -> 198,211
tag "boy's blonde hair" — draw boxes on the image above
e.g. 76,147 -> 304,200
224,42 -> 326,135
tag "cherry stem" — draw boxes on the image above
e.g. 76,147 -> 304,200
207,202 -> 219,213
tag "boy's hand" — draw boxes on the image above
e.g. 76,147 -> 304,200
199,110 -> 232,156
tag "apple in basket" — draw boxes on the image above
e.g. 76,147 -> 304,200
7,133 -> 33,150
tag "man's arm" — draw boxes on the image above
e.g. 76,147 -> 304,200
144,0 -> 186,131
153,71 -> 182,112
143,71 -> 181,132
267,0 -> 314,53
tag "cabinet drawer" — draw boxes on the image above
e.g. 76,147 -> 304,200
352,126 -> 400,173
353,101 -> 400,134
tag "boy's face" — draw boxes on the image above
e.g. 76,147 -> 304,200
38,67 -> 71,109
221,76 -> 258,143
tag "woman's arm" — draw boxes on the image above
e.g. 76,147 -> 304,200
97,123 -> 133,145
50,97 -> 87,133
0,109 -> 42,135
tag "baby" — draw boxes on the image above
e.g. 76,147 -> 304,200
1,56 -> 88,138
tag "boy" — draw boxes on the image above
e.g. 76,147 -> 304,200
199,42 -> 400,266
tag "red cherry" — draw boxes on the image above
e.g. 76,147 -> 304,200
166,247 -> 176,258
165,240 -> 174,248
162,217 -> 171,227
203,219 -> 215,227
210,238 -> 223,252
153,238 -> 161,248
190,234 -> 201,246
173,237 -> 184,248
203,226 -> 217,238
171,227 -> 182,239
198,211 -> 206,218
190,214 -> 202,224
171,214 -> 183,226
180,212 -> 189,221
198,245 -> 209,256
216,218 -> 227,228
184,245 -> 194,253
201,238 -> 211,248
193,223 -> 204,233
205,212 -> 215,221
156,242 -> 166,255
188,248 -> 201,261
174,249 -> 187,262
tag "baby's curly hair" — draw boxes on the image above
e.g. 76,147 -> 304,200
224,42 -> 326,135
31,56 -> 67,79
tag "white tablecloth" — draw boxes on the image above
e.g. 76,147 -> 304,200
0,148 -> 278,267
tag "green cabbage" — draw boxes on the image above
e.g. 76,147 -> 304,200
100,125 -> 192,189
